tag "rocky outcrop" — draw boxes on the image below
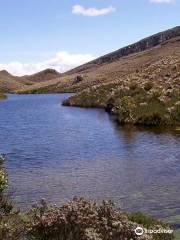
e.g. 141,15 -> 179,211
73,75 -> 84,84
0,154 -> 5,163
95,26 -> 180,64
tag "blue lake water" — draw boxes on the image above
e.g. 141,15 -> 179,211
0,94 -> 180,228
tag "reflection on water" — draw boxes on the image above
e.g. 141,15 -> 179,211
0,94 -> 180,228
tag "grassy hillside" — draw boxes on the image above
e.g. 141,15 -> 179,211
17,28 -> 180,95
61,33 -> 180,127
63,54 -> 180,126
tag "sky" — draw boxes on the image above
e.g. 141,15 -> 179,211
0,0 -> 179,76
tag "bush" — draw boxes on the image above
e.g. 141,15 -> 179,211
0,170 -> 7,192
25,198 -> 173,240
114,96 -> 136,124
136,112 -> 167,126
169,104 -> 180,124
127,212 -> 166,229
0,156 -> 26,240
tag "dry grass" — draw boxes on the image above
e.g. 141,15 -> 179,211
17,36 -> 180,94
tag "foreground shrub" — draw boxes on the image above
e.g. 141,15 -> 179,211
0,93 -> 7,100
26,198 -> 173,240
0,213 -> 26,240
0,156 -> 26,240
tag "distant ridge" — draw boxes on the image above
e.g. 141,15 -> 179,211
0,70 -> 14,77
0,70 -> 33,92
0,68 -> 61,92
24,69 -> 61,83
68,26 -> 180,74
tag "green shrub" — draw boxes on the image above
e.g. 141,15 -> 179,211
169,104 -> 180,124
0,94 -> 6,100
127,212 -> 166,229
0,170 -> 7,192
136,112 -> 167,126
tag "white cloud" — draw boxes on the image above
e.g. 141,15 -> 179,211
0,51 -> 96,76
72,5 -> 116,17
150,0 -> 174,3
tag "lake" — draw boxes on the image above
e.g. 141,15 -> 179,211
0,94 -> 180,229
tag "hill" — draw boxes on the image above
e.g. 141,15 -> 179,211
23,68 -> 61,83
67,26 -> 180,74
17,26 -> 180,95
0,69 -> 61,93
0,70 -> 33,92
62,27 -> 180,127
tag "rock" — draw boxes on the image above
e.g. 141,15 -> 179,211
89,26 -> 180,65
73,75 -> 84,84
0,154 -> 5,163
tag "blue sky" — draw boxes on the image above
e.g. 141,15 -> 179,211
0,0 -> 179,75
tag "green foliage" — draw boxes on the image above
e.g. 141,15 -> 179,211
64,81 -> 180,126
136,112 -> 167,126
127,212 -> 166,229
0,93 -> 7,100
0,156 -> 26,240
0,170 -> 7,192
127,213 -> 173,240
0,213 -> 26,240
114,96 -> 136,124
169,104 -> 180,124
